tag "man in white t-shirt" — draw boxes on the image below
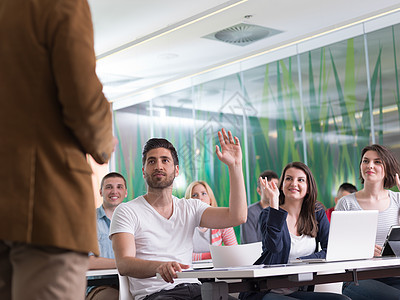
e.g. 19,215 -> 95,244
110,128 -> 247,300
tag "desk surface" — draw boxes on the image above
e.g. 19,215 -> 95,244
86,268 -> 118,277
176,257 -> 400,279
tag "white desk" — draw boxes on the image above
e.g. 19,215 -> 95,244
175,257 -> 400,299
86,268 -> 118,277
193,259 -> 214,269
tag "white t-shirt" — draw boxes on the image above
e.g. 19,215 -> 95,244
272,233 -> 315,295
288,233 -> 316,262
110,195 -> 209,300
336,190 -> 400,246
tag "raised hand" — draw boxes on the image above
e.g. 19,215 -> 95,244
260,177 -> 280,210
215,128 -> 242,168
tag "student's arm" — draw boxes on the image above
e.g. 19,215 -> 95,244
259,207 -> 287,253
258,178 -> 287,253
200,129 -> 247,229
111,232 -> 189,283
88,255 -> 116,269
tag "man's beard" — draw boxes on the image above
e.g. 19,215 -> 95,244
144,171 -> 175,189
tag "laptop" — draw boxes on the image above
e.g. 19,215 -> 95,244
293,210 -> 379,263
209,242 -> 262,268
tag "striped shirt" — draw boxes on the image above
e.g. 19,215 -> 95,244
336,190 -> 400,246
192,227 -> 238,261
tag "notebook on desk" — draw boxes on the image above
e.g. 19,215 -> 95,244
293,210 -> 379,263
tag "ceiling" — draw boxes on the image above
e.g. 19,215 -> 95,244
88,0 -> 400,108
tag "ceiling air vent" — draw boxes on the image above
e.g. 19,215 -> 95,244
203,23 -> 282,47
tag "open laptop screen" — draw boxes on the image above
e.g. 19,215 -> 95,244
326,210 -> 378,261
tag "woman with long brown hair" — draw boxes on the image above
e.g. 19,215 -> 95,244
240,162 -> 349,300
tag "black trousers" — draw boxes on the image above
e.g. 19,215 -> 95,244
144,282 -> 238,300
144,283 -> 202,300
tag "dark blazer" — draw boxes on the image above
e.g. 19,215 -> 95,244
255,206 -> 329,265
0,0 -> 113,254
239,205 -> 329,300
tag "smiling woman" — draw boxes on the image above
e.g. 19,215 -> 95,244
239,162 -> 348,300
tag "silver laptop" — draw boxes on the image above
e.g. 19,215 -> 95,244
294,210 -> 378,263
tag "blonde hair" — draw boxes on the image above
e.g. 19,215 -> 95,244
185,180 -> 218,207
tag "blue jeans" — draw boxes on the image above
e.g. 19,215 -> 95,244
343,277 -> 400,300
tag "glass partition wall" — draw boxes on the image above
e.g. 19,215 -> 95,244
112,20 -> 400,240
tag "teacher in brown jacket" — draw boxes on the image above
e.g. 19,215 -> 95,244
0,0 -> 115,299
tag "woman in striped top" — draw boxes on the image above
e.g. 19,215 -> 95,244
336,144 -> 400,300
185,181 -> 238,261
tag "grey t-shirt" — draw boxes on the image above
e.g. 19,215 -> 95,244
192,227 -> 211,253
336,190 -> 400,246
241,202 -> 263,244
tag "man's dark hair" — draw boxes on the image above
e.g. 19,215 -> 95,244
257,170 -> 279,188
142,138 -> 179,167
100,172 -> 127,189
337,182 -> 357,195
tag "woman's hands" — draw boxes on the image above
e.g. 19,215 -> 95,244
260,177 -> 280,210
374,244 -> 383,257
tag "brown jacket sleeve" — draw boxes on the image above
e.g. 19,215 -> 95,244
47,0 -> 113,163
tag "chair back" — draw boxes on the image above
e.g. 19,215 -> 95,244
118,272 -> 131,300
